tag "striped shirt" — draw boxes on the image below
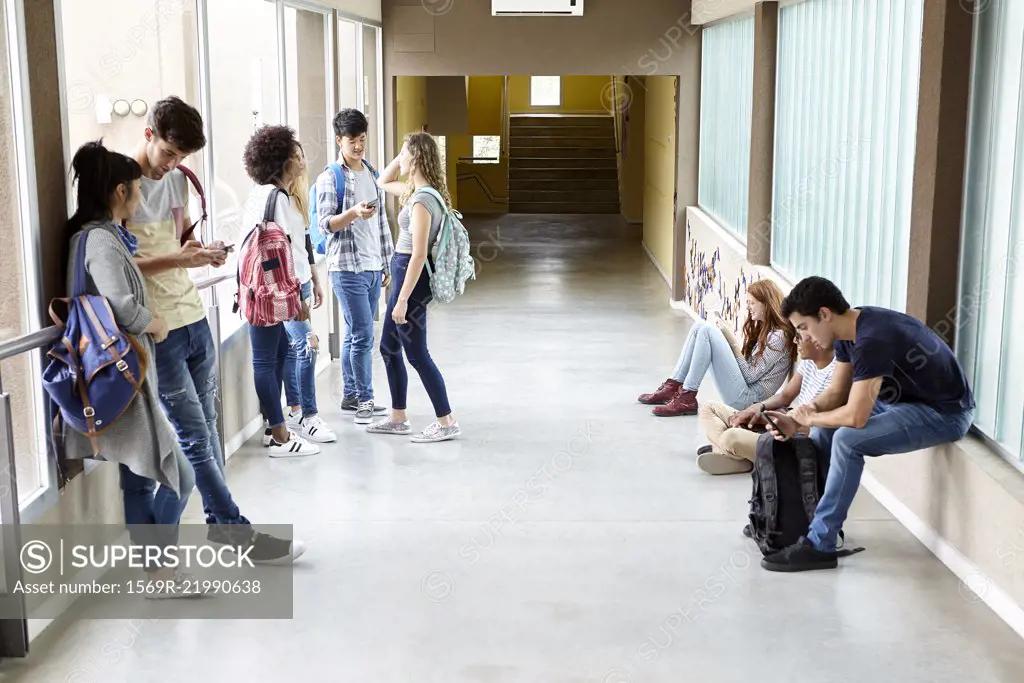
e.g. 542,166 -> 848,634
793,357 -> 836,408
737,329 -> 792,398
315,157 -> 394,274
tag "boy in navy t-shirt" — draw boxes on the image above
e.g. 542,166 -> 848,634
762,276 -> 975,572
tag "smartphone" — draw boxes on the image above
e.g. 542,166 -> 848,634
365,198 -> 379,209
220,244 -> 234,253
760,407 -> 782,434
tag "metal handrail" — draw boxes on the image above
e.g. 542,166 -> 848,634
0,273 -> 233,363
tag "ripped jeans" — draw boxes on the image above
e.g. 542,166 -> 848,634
283,279 -> 319,417
155,319 -> 251,535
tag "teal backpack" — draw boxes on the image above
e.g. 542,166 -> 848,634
413,187 -> 475,304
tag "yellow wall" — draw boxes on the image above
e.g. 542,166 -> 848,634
508,75 -> 612,113
616,76 -> 646,224
396,76 -> 428,141
455,76 -> 508,214
643,76 -> 678,278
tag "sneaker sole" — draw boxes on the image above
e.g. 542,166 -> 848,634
353,415 -> 374,425
652,409 -> 697,417
410,432 -> 460,443
268,448 -> 319,458
366,427 -> 412,435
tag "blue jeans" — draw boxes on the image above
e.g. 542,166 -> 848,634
283,280 -> 318,417
808,401 -> 975,552
249,322 -> 290,429
380,253 -> 451,417
155,319 -> 250,530
330,270 -> 382,402
120,444 -> 194,571
671,322 -> 764,409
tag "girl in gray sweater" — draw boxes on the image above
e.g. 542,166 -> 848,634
63,141 -> 196,597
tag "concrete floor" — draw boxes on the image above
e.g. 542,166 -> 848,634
7,214 -> 1024,682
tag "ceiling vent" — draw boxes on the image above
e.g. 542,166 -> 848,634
492,0 -> 584,17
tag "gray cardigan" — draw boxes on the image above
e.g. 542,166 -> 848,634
62,221 -> 187,497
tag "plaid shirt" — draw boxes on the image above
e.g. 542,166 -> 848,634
315,157 -> 394,273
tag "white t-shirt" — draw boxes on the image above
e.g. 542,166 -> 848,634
349,166 -> 382,270
793,358 -> 836,408
239,183 -> 312,285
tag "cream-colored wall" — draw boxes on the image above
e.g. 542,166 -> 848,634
323,0 -> 382,22
691,0 -> 758,25
643,76 -> 678,280
507,75 -> 612,113
684,204 -> 1024,616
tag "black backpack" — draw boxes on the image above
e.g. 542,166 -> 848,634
747,432 -> 862,557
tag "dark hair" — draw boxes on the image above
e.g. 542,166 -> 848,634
148,95 -> 206,152
66,140 -> 142,239
781,276 -> 851,319
243,125 -> 299,186
333,108 -> 368,138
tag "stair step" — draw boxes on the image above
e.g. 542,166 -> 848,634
510,115 -> 613,128
509,167 -> 618,180
509,178 -> 619,191
512,189 -> 621,203
509,158 -> 618,171
510,135 -> 616,149
509,201 -> 621,214
511,126 -> 614,137
510,146 -> 617,159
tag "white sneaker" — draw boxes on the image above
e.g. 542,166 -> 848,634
300,415 -> 337,443
268,432 -> 320,457
285,410 -> 303,431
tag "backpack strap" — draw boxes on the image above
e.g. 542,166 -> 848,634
328,163 -> 346,206
753,435 -> 779,539
411,186 -> 448,280
793,437 -> 821,525
177,165 -> 207,245
72,230 -> 90,298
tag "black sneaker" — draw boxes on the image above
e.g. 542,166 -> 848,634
761,536 -> 838,572
243,532 -> 307,565
340,395 -> 359,411
697,444 -> 713,456
207,524 -> 256,546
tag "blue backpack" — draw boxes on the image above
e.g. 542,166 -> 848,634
42,228 -> 147,454
307,161 -> 380,255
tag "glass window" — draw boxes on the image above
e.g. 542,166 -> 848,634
208,0 -> 281,340
436,135 -> 446,170
771,0 -> 923,311
285,5 -> 331,171
698,16 -> 753,241
361,23 -> 383,166
1,0 -> 49,513
956,0 -> 1024,465
337,19 -> 360,113
530,76 -> 560,107
473,135 -> 500,163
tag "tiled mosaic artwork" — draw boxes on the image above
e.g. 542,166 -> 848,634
684,219 -> 760,333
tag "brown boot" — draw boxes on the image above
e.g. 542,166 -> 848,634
652,386 -> 698,416
638,378 -> 681,405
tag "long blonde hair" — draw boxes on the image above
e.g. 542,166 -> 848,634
287,142 -> 309,221
399,132 -> 451,209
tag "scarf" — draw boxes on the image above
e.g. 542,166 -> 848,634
114,222 -> 139,256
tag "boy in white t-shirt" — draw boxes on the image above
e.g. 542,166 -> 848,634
696,334 -> 836,474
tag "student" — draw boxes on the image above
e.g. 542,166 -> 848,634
281,142 -> 333,443
366,133 -> 461,442
316,108 -> 393,425
62,140 -> 196,596
762,276 -> 975,572
241,125 -> 324,455
696,334 -> 835,475
127,96 -> 305,563
638,280 -> 796,416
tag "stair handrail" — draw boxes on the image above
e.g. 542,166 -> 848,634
456,167 -> 510,205
502,75 -> 510,160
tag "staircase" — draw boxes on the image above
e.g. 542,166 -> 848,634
508,115 -> 620,214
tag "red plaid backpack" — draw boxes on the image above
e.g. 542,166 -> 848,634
234,188 -> 302,326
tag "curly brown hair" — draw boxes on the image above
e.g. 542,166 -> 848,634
399,132 -> 452,209
243,125 -> 299,186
